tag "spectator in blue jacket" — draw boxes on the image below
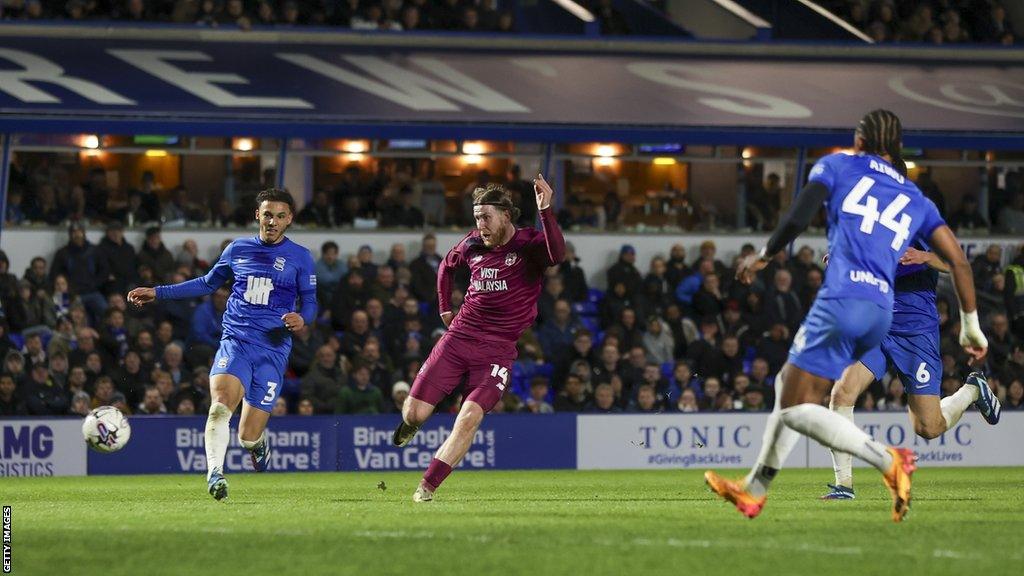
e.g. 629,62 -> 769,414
675,258 -> 714,307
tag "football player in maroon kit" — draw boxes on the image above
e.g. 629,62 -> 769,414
392,174 -> 565,501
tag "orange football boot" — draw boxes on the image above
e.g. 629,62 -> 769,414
704,471 -> 766,519
881,447 -> 917,523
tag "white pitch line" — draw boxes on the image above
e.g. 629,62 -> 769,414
607,536 -> 1003,562
50,525 -> 1017,561
353,530 -> 492,543
626,536 -> 865,557
932,549 -> 985,561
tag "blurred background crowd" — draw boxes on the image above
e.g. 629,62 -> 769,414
1,197 -> 1022,419
1,0 -> 1017,44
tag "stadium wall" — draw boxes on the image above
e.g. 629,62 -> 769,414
2,229 -> 1021,291
2,413 -> 1021,477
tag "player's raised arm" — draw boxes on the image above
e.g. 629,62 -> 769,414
533,174 -> 566,266
928,224 -> 988,362
436,237 -> 467,327
737,180 -> 830,284
128,241 -> 234,307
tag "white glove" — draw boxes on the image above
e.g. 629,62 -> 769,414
959,310 -> 989,350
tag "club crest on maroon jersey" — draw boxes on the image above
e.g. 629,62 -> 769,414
505,253 -> 518,266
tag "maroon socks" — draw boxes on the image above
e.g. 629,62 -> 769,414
422,458 -> 453,491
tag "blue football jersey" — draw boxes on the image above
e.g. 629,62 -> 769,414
212,237 -> 316,352
890,240 -> 940,335
809,152 -> 945,309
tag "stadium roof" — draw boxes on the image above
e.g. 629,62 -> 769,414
1,25 -> 1023,148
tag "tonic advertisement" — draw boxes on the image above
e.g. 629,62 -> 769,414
576,413 -> 810,470
805,412 -> 1024,468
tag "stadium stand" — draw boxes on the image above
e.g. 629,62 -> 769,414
0,1 -> 1023,421
0,0 -> 520,32
822,0 -> 1018,44
2,0 -> 1017,44
2,166 -> 1023,418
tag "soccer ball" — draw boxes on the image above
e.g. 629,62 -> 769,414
82,406 -> 131,453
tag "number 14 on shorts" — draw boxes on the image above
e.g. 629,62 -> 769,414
490,364 -> 509,391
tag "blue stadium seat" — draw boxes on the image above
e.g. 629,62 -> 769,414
587,288 -> 605,304
9,333 -> 24,349
418,302 -> 432,316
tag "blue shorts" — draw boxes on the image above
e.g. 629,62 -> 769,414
860,330 -> 942,396
210,337 -> 289,413
788,298 -> 891,381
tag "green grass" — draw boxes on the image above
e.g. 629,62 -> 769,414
3,468 -> 1023,576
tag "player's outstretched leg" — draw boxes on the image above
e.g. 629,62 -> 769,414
239,404 -> 273,472
413,400 -> 486,502
780,400 -> 916,522
205,374 -> 243,500
729,362 -> 915,522
206,401 -> 233,501
705,376 -> 799,519
394,396 -> 435,447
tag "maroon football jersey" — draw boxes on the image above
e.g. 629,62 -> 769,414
438,209 -> 565,344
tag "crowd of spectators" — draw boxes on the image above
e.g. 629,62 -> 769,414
10,156 -> 1024,236
5,160 -> 550,231
3,0 -> 1019,43
3,152 -> 1024,418
1,207 -> 1022,419
0,0 -> 517,32
826,0 -> 1018,44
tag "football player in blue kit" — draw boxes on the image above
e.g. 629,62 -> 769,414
705,110 -> 989,522
820,241 -> 1001,500
129,189 -> 317,500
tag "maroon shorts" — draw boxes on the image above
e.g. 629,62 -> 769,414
410,331 -> 518,412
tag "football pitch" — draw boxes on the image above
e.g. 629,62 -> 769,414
4,468 -> 1022,576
